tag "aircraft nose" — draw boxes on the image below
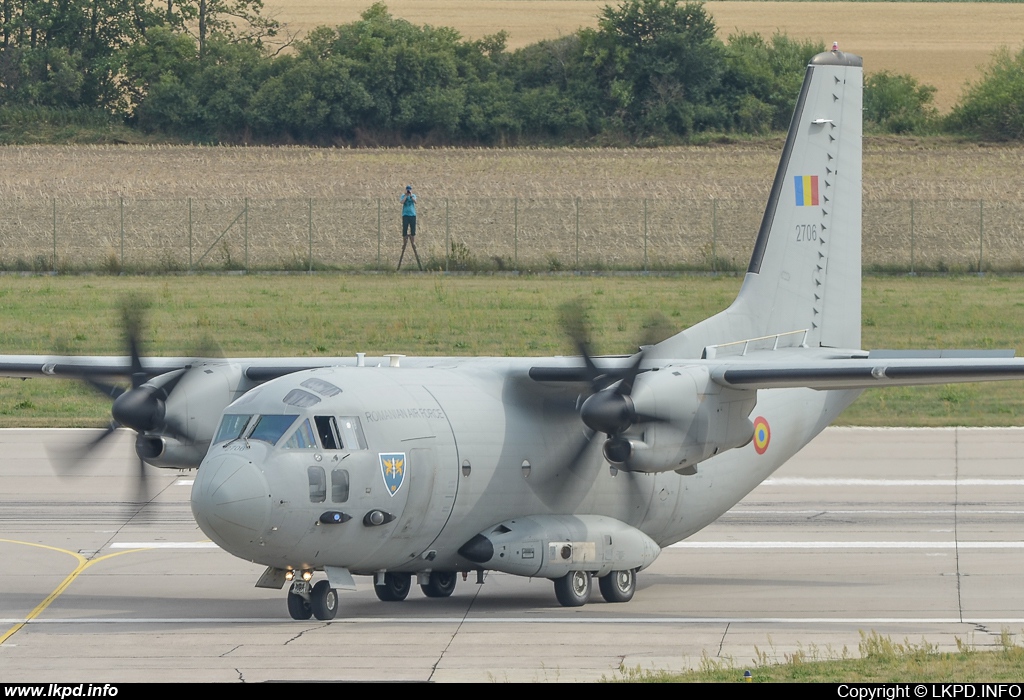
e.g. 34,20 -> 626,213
191,452 -> 271,552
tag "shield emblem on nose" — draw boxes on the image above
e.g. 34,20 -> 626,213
379,452 -> 407,496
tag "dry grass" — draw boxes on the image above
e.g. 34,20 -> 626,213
3,140 -> 1022,273
263,1 -> 1024,112
3,140 -> 1024,201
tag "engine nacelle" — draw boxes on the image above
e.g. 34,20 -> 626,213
148,361 -> 254,469
136,435 -> 208,469
458,515 -> 661,578
610,366 -> 756,473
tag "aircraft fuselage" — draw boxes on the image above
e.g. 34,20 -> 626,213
191,359 -> 860,577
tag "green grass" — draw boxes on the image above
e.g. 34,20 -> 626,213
1,273 -> 1023,427
611,630 -> 1024,682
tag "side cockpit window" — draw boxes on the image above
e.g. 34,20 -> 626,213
338,416 -> 367,450
314,416 -> 341,450
311,415 -> 366,451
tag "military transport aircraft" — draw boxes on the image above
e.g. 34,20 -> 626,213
4,49 -> 1024,620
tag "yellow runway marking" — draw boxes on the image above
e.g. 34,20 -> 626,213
0,539 -> 148,645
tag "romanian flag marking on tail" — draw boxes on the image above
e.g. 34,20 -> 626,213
794,175 -> 819,206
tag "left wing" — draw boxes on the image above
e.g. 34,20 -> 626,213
0,355 -> 343,382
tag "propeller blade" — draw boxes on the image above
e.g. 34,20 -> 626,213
133,454 -> 150,504
83,378 -> 126,401
120,294 -> 152,388
639,311 -> 675,349
47,422 -> 120,475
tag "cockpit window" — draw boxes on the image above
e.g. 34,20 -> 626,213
337,416 -> 368,450
314,416 -> 341,450
301,378 -> 342,397
283,389 -> 320,408
249,414 -> 298,445
282,419 -> 317,449
214,414 -> 251,444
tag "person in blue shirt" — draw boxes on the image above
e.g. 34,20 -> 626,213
397,185 -> 422,270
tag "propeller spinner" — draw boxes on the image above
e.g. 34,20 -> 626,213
559,300 -> 663,467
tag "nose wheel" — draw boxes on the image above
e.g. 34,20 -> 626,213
287,582 -> 313,620
310,580 -> 338,620
287,580 -> 338,620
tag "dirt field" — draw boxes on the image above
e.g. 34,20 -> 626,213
262,1 -> 1024,112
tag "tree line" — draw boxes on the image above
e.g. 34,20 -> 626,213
0,0 -> 1020,144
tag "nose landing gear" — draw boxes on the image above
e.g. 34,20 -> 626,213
287,580 -> 338,620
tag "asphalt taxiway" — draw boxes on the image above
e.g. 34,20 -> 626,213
2,427 -> 1023,682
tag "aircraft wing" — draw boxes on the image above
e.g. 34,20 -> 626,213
0,355 -> 340,381
711,352 -> 1024,390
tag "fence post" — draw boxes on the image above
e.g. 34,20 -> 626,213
308,198 -> 313,273
910,199 -> 915,275
978,199 -> 984,274
377,198 -> 382,270
52,198 -> 56,272
188,198 -> 193,271
643,198 -> 648,272
445,197 -> 450,273
119,196 -> 124,273
244,197 -> 249,272
711,198 -> 718,273
514,197 -> 519,272
574,196 -> 580,271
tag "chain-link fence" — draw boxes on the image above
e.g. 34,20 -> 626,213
0,197 -> 1021,273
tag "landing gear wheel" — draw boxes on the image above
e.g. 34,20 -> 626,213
421,571 -> 457,598
599,569 -> 636,603
375,572 -> 412,602
311,580 -> 338,620
553,570 -> 592,607
287,584 -> 312,620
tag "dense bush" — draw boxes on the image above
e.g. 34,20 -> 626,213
864,71 -> 938,134
6,0 -> 996,145
947,46 -> 1024,141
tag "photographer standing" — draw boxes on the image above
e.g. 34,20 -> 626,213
398,185 -> 422,270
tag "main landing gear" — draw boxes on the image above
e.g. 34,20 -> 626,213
287,580 -> 338,621
285,568 -> 635,617
552,569 -> 636,607
373,570 -> 459,601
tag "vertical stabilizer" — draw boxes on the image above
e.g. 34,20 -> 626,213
652,50 -> 863,358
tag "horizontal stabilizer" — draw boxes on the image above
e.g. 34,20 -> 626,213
711,357 -> 1024,390
868,349 -> 1015,359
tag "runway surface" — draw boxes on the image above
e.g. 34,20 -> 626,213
2,426 -> 1024,682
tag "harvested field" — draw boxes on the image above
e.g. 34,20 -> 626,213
263,1 -> 1024,111
3,141 -> 1022,272
3,140 -> 1023,201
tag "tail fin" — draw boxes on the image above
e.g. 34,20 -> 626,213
653,50 -> 863,358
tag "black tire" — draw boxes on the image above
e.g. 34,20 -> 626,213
598,569 -> 636,603
311,580 -> 338,620
421,571 -> 457,598
375,572 -> 412,602
553,570 -> 592,607
287,589 -> 312,620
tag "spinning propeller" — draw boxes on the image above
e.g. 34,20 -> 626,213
559,300 -> 670,468
52,297 -> 212,500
